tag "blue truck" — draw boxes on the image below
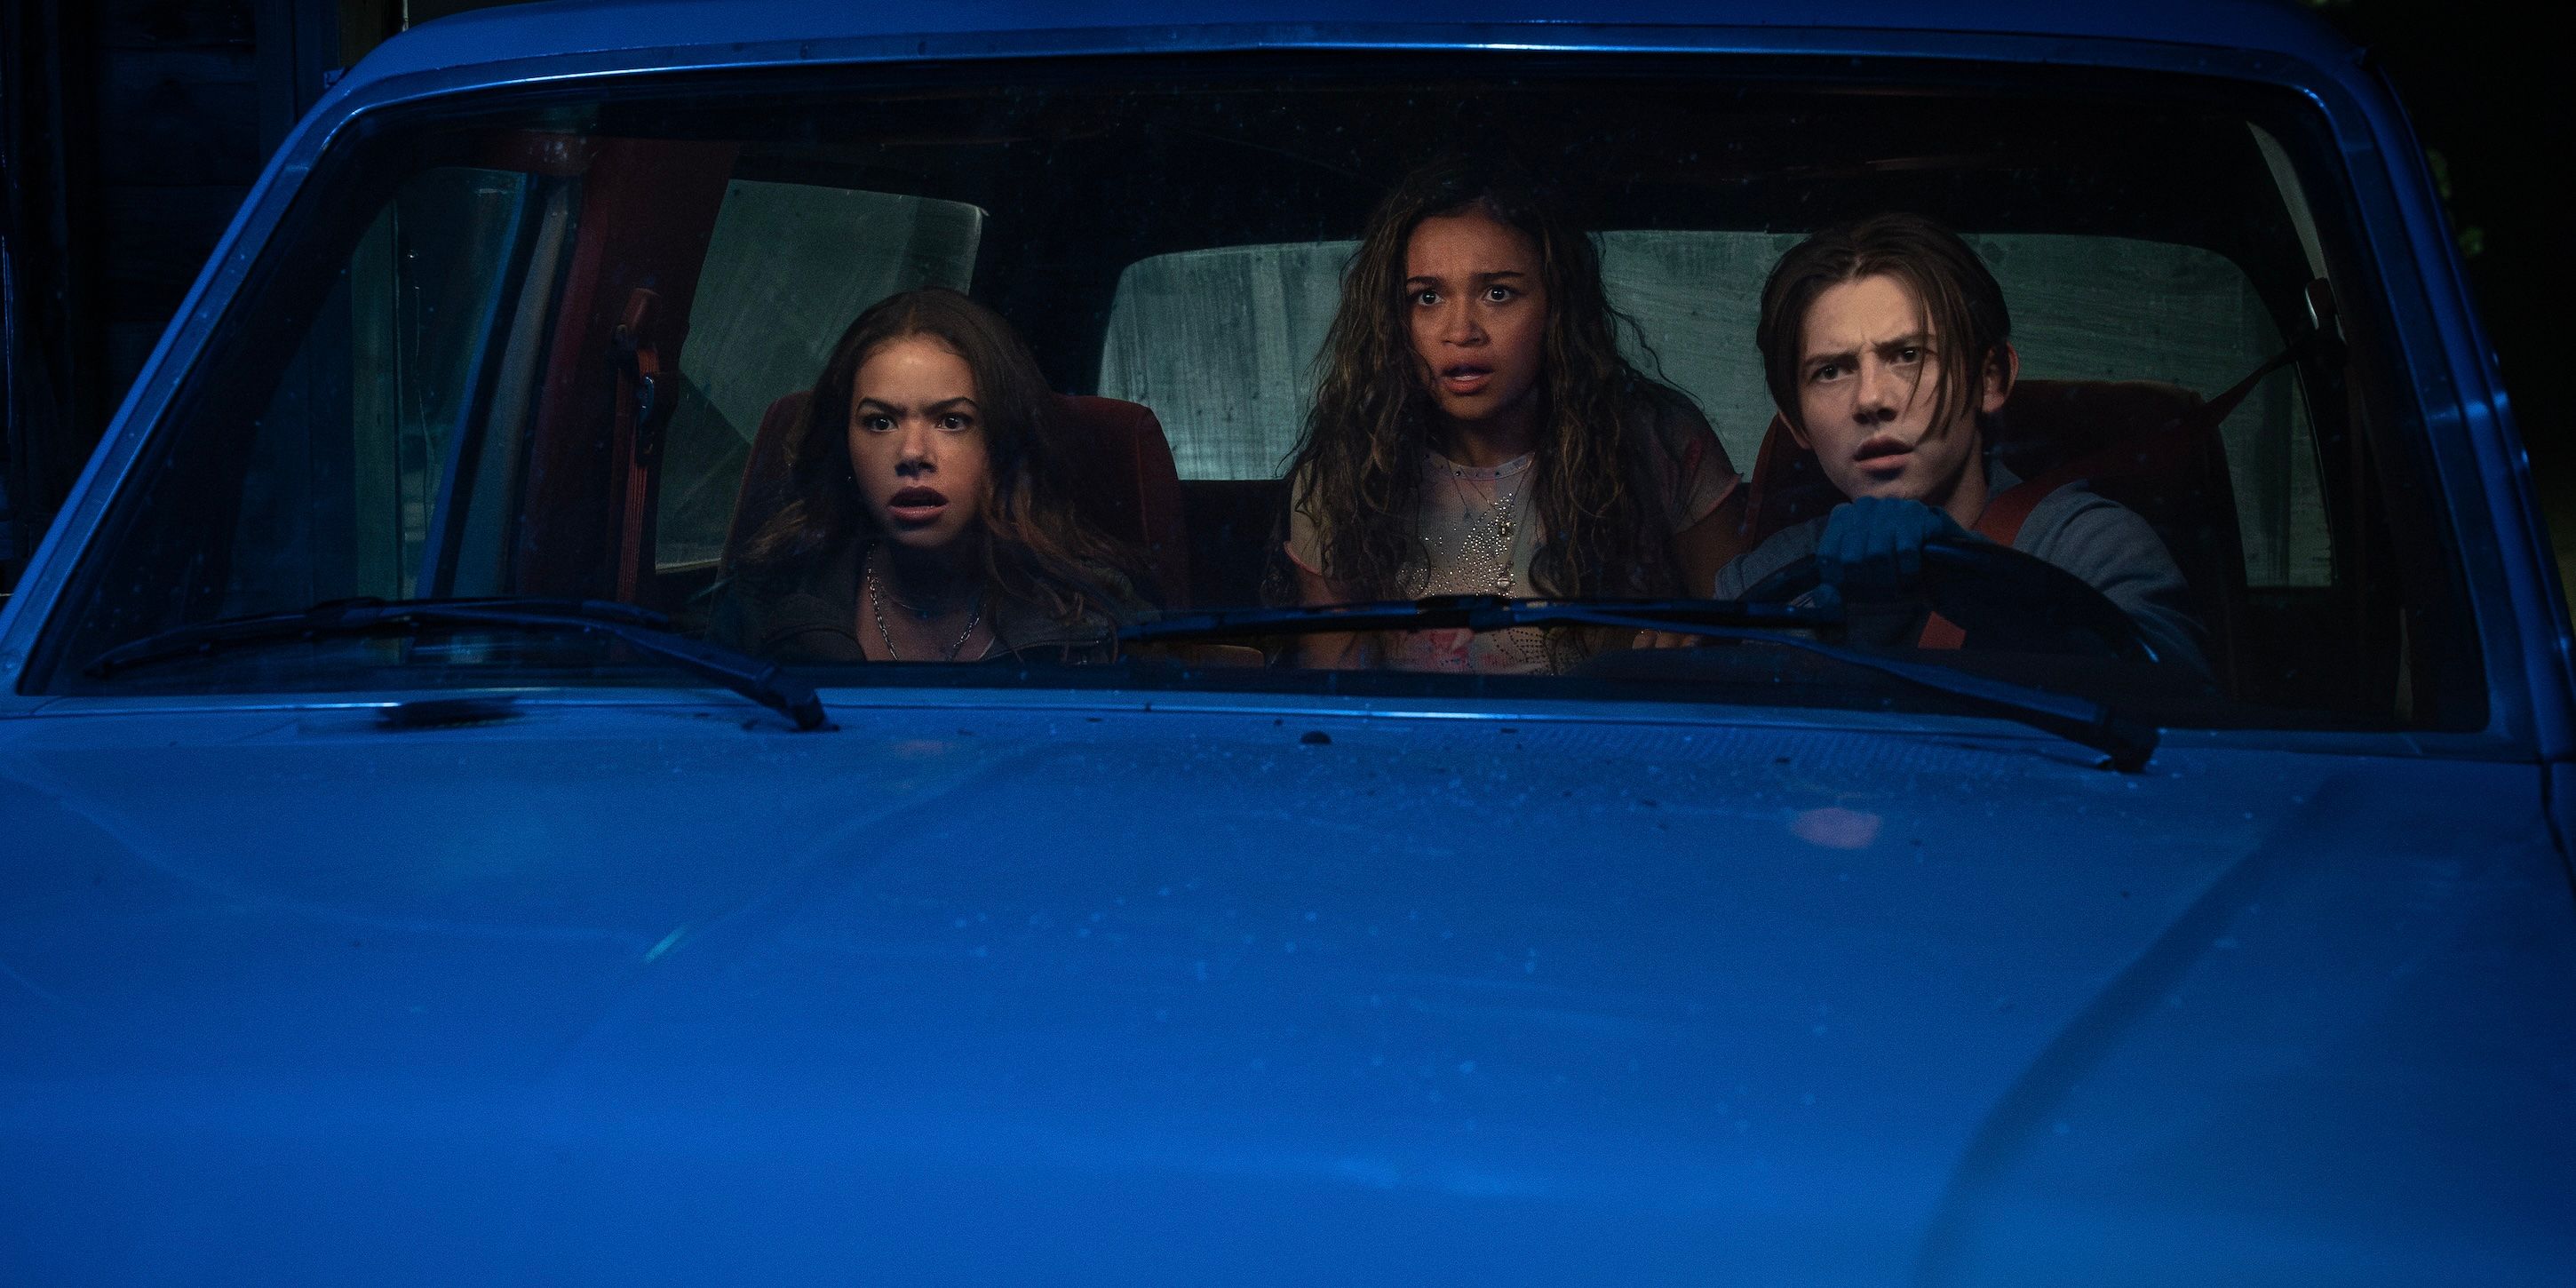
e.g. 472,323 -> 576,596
4,2 -> 2570,1282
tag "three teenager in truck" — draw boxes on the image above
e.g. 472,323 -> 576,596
714,161 -> 2204,673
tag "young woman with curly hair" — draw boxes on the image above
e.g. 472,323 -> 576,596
1280,157 -> 1747,672
712,288 -> 1145,663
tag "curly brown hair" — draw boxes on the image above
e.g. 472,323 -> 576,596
1283,157 -> 1690,658
734,288 -> 1143,628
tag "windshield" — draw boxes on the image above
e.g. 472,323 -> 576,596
27,56 -> 2483,730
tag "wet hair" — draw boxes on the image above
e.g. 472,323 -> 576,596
735,287 -> 1141,627
1283,155 -> 1685,648
1755,212 -> 2014,436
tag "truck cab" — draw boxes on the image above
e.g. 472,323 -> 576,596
4,3 -> 2571,1283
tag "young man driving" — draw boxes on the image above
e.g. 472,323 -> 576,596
1713,213 -> 2208,674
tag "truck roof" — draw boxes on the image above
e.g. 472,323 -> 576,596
341,0 -> 2357,95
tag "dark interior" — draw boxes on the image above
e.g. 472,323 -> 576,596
656,64 -> 2368,706
34,55 -> 2481,727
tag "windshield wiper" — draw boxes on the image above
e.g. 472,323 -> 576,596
1122,595 -> 2156,772
83,596 -> 829,731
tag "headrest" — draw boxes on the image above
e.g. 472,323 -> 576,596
720,389 -> 1190,608
1990,379 -> 2208,481
1055,393 -> 1189,608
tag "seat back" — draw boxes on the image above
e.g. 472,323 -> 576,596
1179,478 -> 1287,608
1737,378 -> 2248,687
720,390 -> 1191,608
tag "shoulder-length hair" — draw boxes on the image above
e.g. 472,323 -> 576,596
735,287 -> 1142,626
1284,155 -> 1683,623
1755,212 -> 2014,438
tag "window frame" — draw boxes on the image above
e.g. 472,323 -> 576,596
2,46 -> 2516,744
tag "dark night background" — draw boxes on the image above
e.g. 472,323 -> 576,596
3,0 -> 2569,601
2316,0 -> 2576,603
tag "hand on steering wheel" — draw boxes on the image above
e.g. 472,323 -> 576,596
1739,500 -> 2159,664
1813,496 -> 1971,600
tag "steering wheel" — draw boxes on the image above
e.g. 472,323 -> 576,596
1737,538 -> 2159,664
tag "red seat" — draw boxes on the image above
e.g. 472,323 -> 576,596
721,390 -> 1191,608
1737,378 -> 2248,688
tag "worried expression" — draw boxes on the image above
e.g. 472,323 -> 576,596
846,336 -> 992,552
1404,210 -> 1550,428
1790,273 -> 2015,512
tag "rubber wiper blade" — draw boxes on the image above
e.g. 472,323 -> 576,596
1692,625 -> 2160,772
1121,594 -> 2155,772
83,596 -> 830,732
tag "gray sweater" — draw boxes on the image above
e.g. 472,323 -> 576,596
1713,463 -> 2210,676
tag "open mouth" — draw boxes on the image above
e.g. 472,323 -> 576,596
886,485 -> 949,525
1437,363 -> 1495,396
1854,434 -> 1914,470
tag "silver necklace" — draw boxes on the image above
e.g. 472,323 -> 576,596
1437,457 -> 1549,667
865,551 -> 984,662
1443,458 -> 1528,596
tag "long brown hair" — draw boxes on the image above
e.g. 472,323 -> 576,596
1755,212 -> 2014,438
735,287 -> 1143,626
1284,157 -> 1685,631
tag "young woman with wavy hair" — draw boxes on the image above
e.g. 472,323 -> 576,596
1280,157 -> 1747,672
712,288 -> 1144,663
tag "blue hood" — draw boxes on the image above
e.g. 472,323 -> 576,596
4,699 -> 2572,1284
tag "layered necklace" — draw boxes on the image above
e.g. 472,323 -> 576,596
1438,453 -> 1531,597
1429,452 -> 1548,669
863,546 -> 986,662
